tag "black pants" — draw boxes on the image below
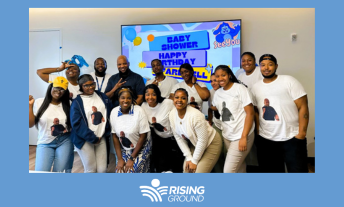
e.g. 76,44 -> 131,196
150,128 -> 184,173
255,135 -> 308,173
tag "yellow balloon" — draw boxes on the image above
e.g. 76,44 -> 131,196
133,37 -> 142,46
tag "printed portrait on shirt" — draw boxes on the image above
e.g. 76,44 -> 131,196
262,98 -> 280,121
151,117 -> 167,132
221,101 -> 234,121
119,131 -> 135,150
91,106 -> 105,125
50,118 -> 67,136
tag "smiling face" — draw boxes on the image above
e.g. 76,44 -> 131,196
51,87 -> 65,101
180,68 -> 193,82
241,54 -> 256,74
95,58 -> 106,73
119,91 -> 132,111
65,64 -> 80,79
174,90 -> 188,110
260,58 -> 278,78
215,69 -> 231,89
210,75 -> 220,90
82,81 -> 96,95
152,60 -> 164,75
145,88 -> 158,107
117,56 -> 129,74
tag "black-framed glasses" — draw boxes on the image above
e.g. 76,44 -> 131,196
83,82 -> 96,89
52,87 -> 65,93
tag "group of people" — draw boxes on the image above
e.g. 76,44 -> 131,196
29,52 -> 310,173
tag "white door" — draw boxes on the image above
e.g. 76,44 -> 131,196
29,30 -> 61,145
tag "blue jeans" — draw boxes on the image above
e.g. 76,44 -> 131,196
35,132 -> 74,173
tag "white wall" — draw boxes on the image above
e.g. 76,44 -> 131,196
29,8 -> 315,156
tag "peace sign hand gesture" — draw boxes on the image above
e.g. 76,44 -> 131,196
113,78 -> 127,91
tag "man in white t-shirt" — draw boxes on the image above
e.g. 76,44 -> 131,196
250,54 -> 309,173
237,52 -> 264,90
89,57 -> 112,93
145,59 -> 178,98
37,61 -> 81,99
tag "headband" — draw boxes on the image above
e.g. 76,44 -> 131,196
118,88 -> 131,97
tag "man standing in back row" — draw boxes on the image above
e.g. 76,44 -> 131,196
89,57 -> 112,93
105,55 -> 145,106
145,59 -> 178,98
250,54 -> 309,173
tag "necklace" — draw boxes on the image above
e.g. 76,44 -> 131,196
155,76 -> 166,86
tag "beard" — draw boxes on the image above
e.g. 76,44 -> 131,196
95,67 -> 106,77
262,71 -> 276,79
119,68 -> 130,80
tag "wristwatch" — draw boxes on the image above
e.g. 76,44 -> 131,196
129,155 -> 135,161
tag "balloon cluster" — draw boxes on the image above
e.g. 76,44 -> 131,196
124,26 -> 155,46
124,26 -> 143,46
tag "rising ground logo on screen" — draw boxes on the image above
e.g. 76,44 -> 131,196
139,179 -> 205,202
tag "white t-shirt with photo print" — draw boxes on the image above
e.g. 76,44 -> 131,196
146,76 -> 178,98
81,93 -> 107,138
33,98 -> 69,145
141,99 -> 174,138
208,88 -> 222,130
250,75 -> 307,141
237,67 -> 264,90
171,81 -> 207,111
89,72 -> 112,93
49,74 -> 81,99
110,105 -> 150,151
212,83 -> 255,141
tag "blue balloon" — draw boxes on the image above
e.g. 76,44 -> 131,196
124,28 -> 136,42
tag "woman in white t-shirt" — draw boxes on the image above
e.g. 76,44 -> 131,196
237,52 -> 263,89
236,52 -> 263,167
141,84 -> 184,173
212,65 -> 255,173
70,74 -> 113,173
29,76 -> 74,172
170,63 -> 210,111
169,88 -> 222,173
110,87 -> 151,173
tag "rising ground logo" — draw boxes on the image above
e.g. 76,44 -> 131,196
139,179 -> 205,202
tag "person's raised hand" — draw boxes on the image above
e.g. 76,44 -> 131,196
114,78 -> 127,91
192,76 -> 197,84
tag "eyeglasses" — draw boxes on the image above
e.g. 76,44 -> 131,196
83,82 -> 96,89
52,87 -> 65,93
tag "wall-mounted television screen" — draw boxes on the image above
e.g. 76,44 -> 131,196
121,20 -> 241,89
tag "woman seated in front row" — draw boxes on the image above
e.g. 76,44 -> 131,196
169,88 -> 223,173
110,86 -> 151,173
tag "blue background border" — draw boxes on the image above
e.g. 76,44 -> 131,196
4,1 -> 338,206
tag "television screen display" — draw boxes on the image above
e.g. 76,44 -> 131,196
121,20 -> 241,89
